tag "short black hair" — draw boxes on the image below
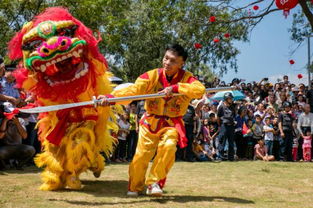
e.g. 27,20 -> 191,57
166,44 -> 188,61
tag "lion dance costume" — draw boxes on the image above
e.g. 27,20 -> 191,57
8,7 -> 114,191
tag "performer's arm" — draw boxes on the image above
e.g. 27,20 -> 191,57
171,77 -> 205,99
112,73 -> 153,98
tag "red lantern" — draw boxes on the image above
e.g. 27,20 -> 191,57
289,59 -> 295,65
253,5 -> 259,11
209,16 -> 216,22
194,43 -> 202,49
275,0 -> 298,18
297,74 -> 303,79
224,33 -> 230,38
213,38 -> 220,43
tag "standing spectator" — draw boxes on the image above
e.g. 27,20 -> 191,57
302,130 -> 312,162
217,92 -> 236,161
306,81 -> 313,113
272,117 -> 283,160
254,103 -> 267,121
251,115 -> 263,141
126,103 -> 138,161
279,101 -> 294,161
292,121 -> 300,162
116,113 -> 130,162
267,94 -> 279,113
235,106 -> 247,159
1,69 -> 20,99
182,103 -> 196,162
263,117 -> 274,156
297,104 -> 313,160
244,119 -> 254,160
208,113 -> 219,155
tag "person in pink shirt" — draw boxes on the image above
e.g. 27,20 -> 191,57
302,130 -> 312,162
254,139 -> 275,161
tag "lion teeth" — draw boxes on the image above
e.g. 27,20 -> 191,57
57,58 -> 62,62
40,65 -> 46,72
46,62 -> 51,67
73,51 -> 79,58
51,60 -> 56,64
62,56 -> 67,60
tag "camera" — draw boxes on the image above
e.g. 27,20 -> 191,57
264,78 -> 268,81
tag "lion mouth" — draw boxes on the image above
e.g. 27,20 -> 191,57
44,62 -> 89,87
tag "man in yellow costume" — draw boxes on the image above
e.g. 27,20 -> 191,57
98,44 -> 205,196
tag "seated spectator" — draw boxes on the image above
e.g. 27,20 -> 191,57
192,139 -> 213,161
254,139 -> 275,161
0,105 -> 34,170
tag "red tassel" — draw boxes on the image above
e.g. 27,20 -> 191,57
283,10 -> 290,18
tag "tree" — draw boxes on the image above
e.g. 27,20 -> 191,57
0,0 -> 251,81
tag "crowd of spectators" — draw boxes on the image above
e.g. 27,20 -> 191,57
0,58 -> 39,170
1,55 -> 313,170
177,75 -> 313,162
112,75 -> 313,163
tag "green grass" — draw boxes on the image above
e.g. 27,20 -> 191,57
1,161 -> 313,208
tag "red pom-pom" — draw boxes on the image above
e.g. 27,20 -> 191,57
289,59 -> 295,65
253,5 -> 259,11
209,16 -> 216,22
224,33 -> 230,38
297,74 -> 303,79
194,43 -> 202,49
213,38 -> 220,43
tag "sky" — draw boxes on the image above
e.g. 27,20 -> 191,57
221,3 -> 310,86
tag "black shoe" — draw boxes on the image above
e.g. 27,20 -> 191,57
186,158 -> 196,162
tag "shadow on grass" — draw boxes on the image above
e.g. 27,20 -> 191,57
50,179 -> 254,206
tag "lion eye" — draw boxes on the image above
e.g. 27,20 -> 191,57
58,25 -> 78,37
21,39 -> 43,51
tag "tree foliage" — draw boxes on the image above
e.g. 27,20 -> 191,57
0,0 -> 252,81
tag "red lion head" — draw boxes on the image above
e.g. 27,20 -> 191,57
8,7 -> 108,101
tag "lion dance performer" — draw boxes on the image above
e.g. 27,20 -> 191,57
98,44 -> 205,196
8,7 -> 115,191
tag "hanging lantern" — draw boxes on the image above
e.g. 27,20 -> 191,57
224,33 -> 231,38
297,74 -> 303,79
253,5 -> 259,11
275,0 -> 298,18
194,43 -> 202,49
289,59 -> 295,65
209,16 -> 216,22
213,38 -> 220,43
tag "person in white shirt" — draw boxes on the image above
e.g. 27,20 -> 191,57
116,112 -> 130,162
263,117 -> 274,156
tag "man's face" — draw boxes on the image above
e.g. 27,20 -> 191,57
285,106 -> 291,112
162,50 -> 184,77
226,97 -> 233,104
304,105 -> 311,113
5,71 -> 15,83
258,104 -> 265,111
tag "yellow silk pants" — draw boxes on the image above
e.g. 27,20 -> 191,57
128,122 -> 178,192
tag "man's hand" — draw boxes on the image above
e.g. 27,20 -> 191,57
96,95 -> 110,107
281,132 -> 285,138
159,86 -> 174,97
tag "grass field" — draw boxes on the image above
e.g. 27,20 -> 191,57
1,161 -> 313,208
